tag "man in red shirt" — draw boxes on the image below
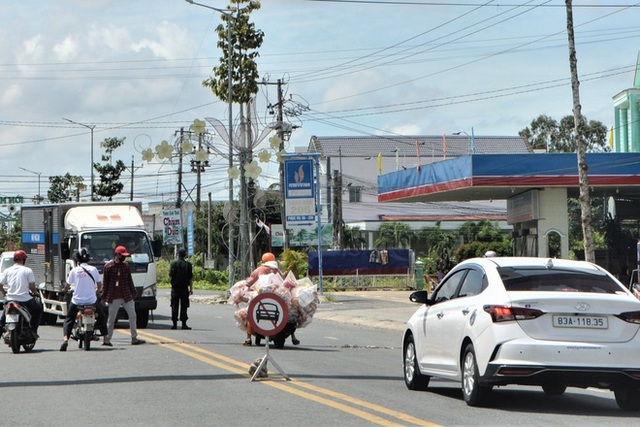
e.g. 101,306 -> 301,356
101,246 -> 145,345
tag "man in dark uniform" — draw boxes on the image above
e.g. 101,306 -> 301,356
169,249 -> 193,330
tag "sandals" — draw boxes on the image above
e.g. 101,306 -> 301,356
243,339 -> 252,346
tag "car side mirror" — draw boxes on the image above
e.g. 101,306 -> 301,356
409,290 -> 430,304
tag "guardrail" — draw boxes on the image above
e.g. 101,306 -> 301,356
321,273 -> 416,291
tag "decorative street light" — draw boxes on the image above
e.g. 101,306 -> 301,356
19,167 -> 42,204
453,127 -> 475,154
63,118 -> 96,201
184,0 -> 236,287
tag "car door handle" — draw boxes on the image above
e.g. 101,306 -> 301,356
437,312 -> 444,319
462,308 -> 470,315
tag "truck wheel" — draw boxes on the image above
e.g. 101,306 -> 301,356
136,310 -> 149,329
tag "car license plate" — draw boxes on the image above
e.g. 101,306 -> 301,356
82,314 -> 96,324
552,315 -> 608,329
6,313 -> 19,323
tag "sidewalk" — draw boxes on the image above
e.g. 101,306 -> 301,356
314,290 -> 416,332
184,289 -> 419,332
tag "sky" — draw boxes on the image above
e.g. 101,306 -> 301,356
1,0 -> 639,209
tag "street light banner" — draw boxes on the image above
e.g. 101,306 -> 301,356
187,210 -> 194,256
162,209 -> 183,246
284,158 -> 316,228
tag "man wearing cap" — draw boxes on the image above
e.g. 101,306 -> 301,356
0,249 -> 42,337
101,246 -> 145,345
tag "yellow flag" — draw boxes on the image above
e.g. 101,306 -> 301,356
377,152 -> 382,175
609,126 -> 614,150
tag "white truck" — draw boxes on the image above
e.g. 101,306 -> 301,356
20,202 -> 161,328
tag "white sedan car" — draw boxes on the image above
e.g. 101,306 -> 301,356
403,257 -> 640,410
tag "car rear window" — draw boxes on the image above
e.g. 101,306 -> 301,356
498,267 -> 622,294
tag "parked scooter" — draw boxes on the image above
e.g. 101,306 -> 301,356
71,304 -> 98,351
3,301 -> 37,353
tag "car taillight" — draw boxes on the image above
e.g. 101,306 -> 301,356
483,305 -> 544,322
615,311 -> 640,324
83,308 -> 95,315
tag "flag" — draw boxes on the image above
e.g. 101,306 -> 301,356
255,218 -> 271,235
377,152 -> 382,175
609,126 -> 614,150
442,133 -> 447,159
395,147 -> 399,171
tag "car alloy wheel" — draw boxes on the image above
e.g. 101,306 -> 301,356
403,335 -> 429,390
462,343 -> 491,406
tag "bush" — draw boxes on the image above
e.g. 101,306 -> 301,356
157,257 -> 229,291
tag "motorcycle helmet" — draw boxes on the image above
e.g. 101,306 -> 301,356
13,250 -> 27,261
261,252 -> 275,262
75,247 -> 91,263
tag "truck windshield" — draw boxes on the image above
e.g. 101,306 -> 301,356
80,231 -> 152,265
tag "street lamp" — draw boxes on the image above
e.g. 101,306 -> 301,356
453,127 -> 475,154
63,118 -> 96,201
19,167 -> 42,204
185,0 -> 236,287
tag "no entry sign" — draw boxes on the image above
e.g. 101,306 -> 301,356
248,293 -> 289,337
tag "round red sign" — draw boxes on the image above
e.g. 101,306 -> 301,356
247,293 -> 289,337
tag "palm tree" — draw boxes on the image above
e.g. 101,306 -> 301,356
374,222 -> 414,249
343,225 -> 367,250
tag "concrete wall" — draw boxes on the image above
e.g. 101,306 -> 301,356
537,188 -> 569,259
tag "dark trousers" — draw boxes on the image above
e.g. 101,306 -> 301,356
62,301 -> 108,338
0,298 -> 43,333
171,289 -> 190,323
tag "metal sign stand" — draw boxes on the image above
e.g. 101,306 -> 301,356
250,336 -> 290,381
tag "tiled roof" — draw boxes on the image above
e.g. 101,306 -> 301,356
308,135 -> 531,158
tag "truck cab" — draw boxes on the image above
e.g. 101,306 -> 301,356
21,202 -> 159,328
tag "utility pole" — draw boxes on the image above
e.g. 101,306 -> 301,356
275,79 -> 288,249
263,79 -> 288,250
176,128 -> 184,208
126,156 -> 143,201
332,169 -> 343,249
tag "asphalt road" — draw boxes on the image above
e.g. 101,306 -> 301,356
1,290 -> 638,426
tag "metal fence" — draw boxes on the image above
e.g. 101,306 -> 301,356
320,272 -> 417,291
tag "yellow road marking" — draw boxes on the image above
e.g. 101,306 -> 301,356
135,330 -> 441,427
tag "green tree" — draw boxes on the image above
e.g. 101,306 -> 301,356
202,0 -> 263,106
343,225 -> 367,250
47,173 -> 85,203
375,222 -> 414,249
0,221 -> 21,251
519,114 -> 608,153
94,137 -> 127,201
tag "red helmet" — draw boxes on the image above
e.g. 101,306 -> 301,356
261,252 -> 275,262
13,250 -> 27,261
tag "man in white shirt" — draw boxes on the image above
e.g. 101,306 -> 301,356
60,248 -> 109,351
0,250 -> 42,336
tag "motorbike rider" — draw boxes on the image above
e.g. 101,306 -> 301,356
0,250 -> 43,337
60,248 -> 110,351
243,252 -> 300,346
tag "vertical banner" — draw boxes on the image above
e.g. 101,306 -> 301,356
187,211 -> 194,256
162,209 -> 183,246
271,224 -> 285,248
284,158 -> 316,228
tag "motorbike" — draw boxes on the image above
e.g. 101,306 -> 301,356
3,301 -> 37,354
71,304 -> 98,351
254,321 -> 297,349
